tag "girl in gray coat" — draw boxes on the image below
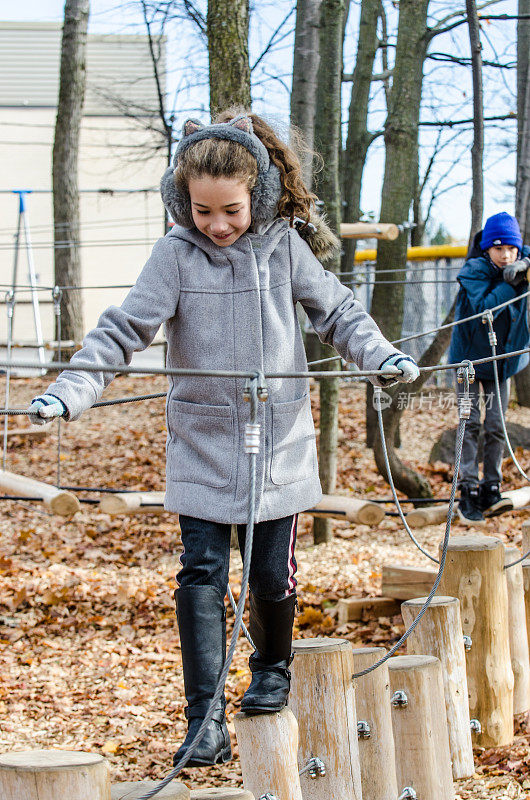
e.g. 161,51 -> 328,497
28,111 -> 419,767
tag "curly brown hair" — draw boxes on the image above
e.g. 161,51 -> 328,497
215,108 -> 316,225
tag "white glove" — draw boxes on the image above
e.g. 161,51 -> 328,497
27,395 -> 67,425
380,354 -> 420,385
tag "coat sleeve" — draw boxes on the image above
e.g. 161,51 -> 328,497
457,268 -> 519,315
289,230 -> 403,386
45,236 -> 180,420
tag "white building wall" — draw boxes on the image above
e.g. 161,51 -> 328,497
0,24 -> 168,349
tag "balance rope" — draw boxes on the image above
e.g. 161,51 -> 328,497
135,376 -> 260,800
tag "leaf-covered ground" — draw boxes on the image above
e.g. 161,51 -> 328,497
1,374 -> 530,797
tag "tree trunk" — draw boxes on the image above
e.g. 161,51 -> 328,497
514,0 -> 530,406
207,0 -> 251,118
465,0 -> 484,246
341,0 -> 380,272
312,0 -> 344,544
290,0 -> 322,188
372,296 -> 457,498
366,0 -> 429,446
52,0 -> 90,358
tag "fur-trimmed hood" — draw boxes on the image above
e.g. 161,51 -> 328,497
294,209 -> 341,263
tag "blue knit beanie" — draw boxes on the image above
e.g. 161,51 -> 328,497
480,212 -> 522,251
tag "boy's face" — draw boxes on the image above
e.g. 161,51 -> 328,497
487,244 -> 519,269
189,176 -> 252,247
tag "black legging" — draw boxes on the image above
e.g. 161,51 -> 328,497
177,514 -> 298,602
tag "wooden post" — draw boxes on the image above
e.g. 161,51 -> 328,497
401,596 -> 474,779
100,492 -> 164,515
289,637 -> 362,800
234,707 -> 303,800
522,519 -> 530,555
112,781 -> 189,799
523,559 -> 530,645
388,655 -> 454,800
439,533 -> 514,747
0,750 -> 110,800
0,469 -> 80,516
351,646 -> 398,800
190,791 -> 254,799
504,546 -> 530,715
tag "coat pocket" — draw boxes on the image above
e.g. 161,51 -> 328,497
270,394 -> 316,486
167,399 -> 234,488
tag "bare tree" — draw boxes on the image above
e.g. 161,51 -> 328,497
466,0 -> 485,244
207,0 -> 251,117
52,0 -> 90,357
312,0 -> 345,544
290,0 -> 322,187
341,0 -> 381,271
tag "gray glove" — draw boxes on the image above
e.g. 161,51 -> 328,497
503,257 -> 530,287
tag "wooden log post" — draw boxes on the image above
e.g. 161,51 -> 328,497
523,559 -> 530,646
351,646 -> 398,800
234,708 -> 303,800
340,222 -> 400,240
439,534 -> 514,747
504,546 -> 530,715
289,638 -> 362,800
100,492 -> 384,526
401,596 -> 474,779
522,519 -> 530,555
190,791 -> 254,800
406,504 -> 452,528
112,781 -> 189,799
502,486 -> 530,511
0,469 -> 80,516
388,655 -> 454,800
0,750 -> 110,800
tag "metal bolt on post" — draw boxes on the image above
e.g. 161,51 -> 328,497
357,720 -> 371,739
398,788 -> 417,800
470,719 -> 482,734
463,635 -> 472,651
391,690 -> 408,708
299,756 -> 326,779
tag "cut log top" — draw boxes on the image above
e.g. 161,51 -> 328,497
351,645 -> 387,657
112,780 -> 189,799
388,654 -> 440,671
402,595 -> 458,609
292,636 -> 351,654
445,533 -> 502,550
190,790 -> 255,799
0,750 -> 104,770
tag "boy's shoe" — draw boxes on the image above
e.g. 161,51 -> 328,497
457,485 -> 486,526
479,482 -> 513,518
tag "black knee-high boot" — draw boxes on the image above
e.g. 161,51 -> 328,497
241,593 -> 296,715
173,585 -> 231,766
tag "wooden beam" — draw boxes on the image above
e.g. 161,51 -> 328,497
2,426 -> 48,441
340,222 -> 399,240
406,504 -> 452,528
381,564 -> 437,600
337,595 -> 401,624
0,470 -> 80,516
99,492 -> 164,515
112,780 -> 189,799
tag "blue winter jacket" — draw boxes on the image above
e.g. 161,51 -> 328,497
448,245 -> 530,381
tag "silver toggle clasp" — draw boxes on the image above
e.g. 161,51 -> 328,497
481,310 -> 497,346
244,371 -> 268,403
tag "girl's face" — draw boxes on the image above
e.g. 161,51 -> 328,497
189,176 -> 252,247
487,244 -> 519,269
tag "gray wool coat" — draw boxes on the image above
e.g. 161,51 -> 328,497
45,219 -> 402,524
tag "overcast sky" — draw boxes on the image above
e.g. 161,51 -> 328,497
0,0 -> 520,242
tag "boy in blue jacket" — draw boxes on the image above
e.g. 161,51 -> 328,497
449,212 -> 530,524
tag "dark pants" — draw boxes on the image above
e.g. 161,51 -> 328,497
177,515 -> 298,602
456,376 -> 509,487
